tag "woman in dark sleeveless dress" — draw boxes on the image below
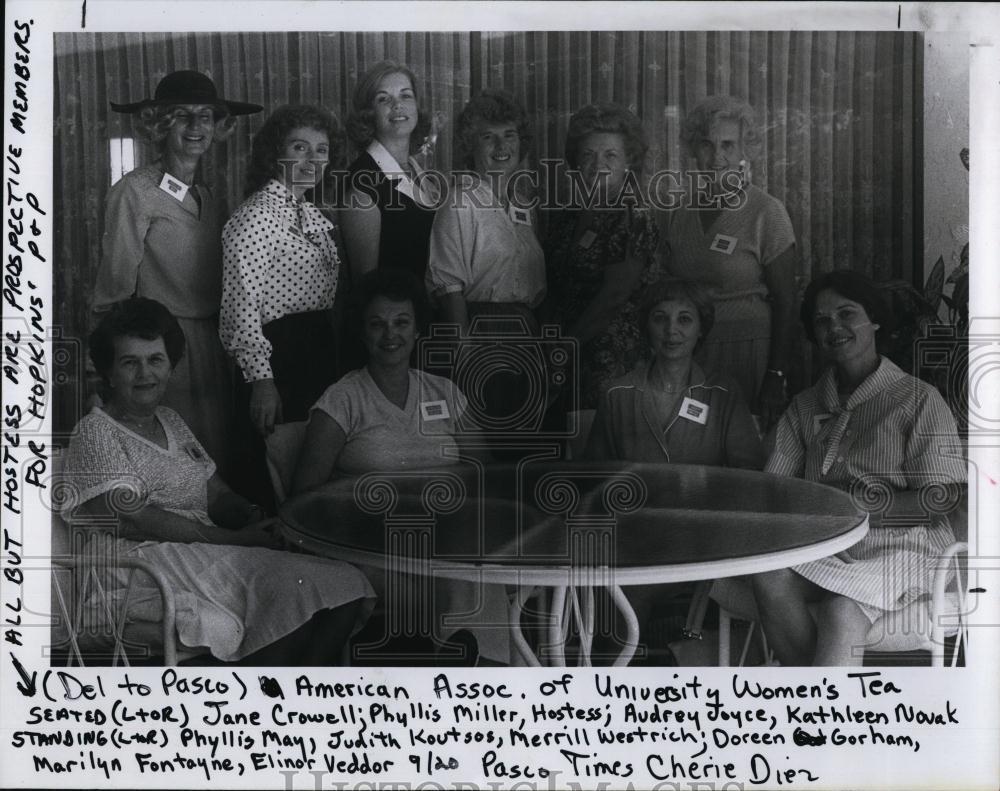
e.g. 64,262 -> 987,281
341,60 -> 438,284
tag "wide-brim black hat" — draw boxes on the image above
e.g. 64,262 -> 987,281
110,70 -> 263,116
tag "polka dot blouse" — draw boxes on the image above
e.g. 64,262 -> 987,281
220,179 -> 340,382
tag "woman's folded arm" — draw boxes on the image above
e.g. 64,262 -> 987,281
73,491 -> 280,547
207,473 -> 265,528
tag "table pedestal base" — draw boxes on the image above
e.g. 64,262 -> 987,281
510,584 -> 639,667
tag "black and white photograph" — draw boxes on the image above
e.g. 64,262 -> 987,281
2,2 -> 999,789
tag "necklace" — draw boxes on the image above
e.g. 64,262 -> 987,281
124,415 -> 156,427
111,408 -> 159,434
652,375 -> 688,394
121,414 -> 166,448
649,361 -> 691,396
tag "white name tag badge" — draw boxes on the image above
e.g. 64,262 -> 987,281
679,397 -> 709,425
420,400 -> 450,421
578,229 -> 598,249
158,172 -> 189,202
509,205 -> 532,226
813,413 -> 834,434
709,233 -> 737,255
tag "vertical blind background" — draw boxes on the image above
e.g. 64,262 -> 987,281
53,31 -> 922,435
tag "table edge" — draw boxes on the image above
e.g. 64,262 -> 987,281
280,515 -> 869,586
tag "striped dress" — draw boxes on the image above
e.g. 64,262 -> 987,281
766,358 -> 966,622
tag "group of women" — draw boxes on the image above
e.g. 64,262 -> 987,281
63,63 -> 964,667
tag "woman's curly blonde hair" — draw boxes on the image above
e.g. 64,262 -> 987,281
135,104 -> 237,153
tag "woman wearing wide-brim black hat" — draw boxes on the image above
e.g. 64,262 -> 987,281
108,69 -> 264,116
93,70 -> 262,486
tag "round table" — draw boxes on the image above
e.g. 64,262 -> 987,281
279,461 -> 868,666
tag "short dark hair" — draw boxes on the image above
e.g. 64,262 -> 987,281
565,103 -> 648,173
353,268 -> 430,335
455,89 -> 531,170
89,298 -> 186,384
345,61 -> 431,152
800,270 -> 893,344
638,278 -> 716,347
244,104 -> 341,196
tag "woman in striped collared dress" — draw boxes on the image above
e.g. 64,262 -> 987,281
750,271 -> 966,666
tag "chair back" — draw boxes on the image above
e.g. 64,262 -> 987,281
949,485 -> 969,544
265,421 -> 309,505
50,446 -> 181,666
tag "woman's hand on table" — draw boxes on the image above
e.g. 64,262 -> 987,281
242,502 -> 274,527
250,378 -> 283,436
757,369 -> 788,432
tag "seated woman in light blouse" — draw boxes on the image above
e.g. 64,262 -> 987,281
62,298 -> 373,665
585,279 -> 763,659
586,278 -> 763,468
292,269 -> 498,664
220,104 -> 342,437
293,269 -> 471,490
